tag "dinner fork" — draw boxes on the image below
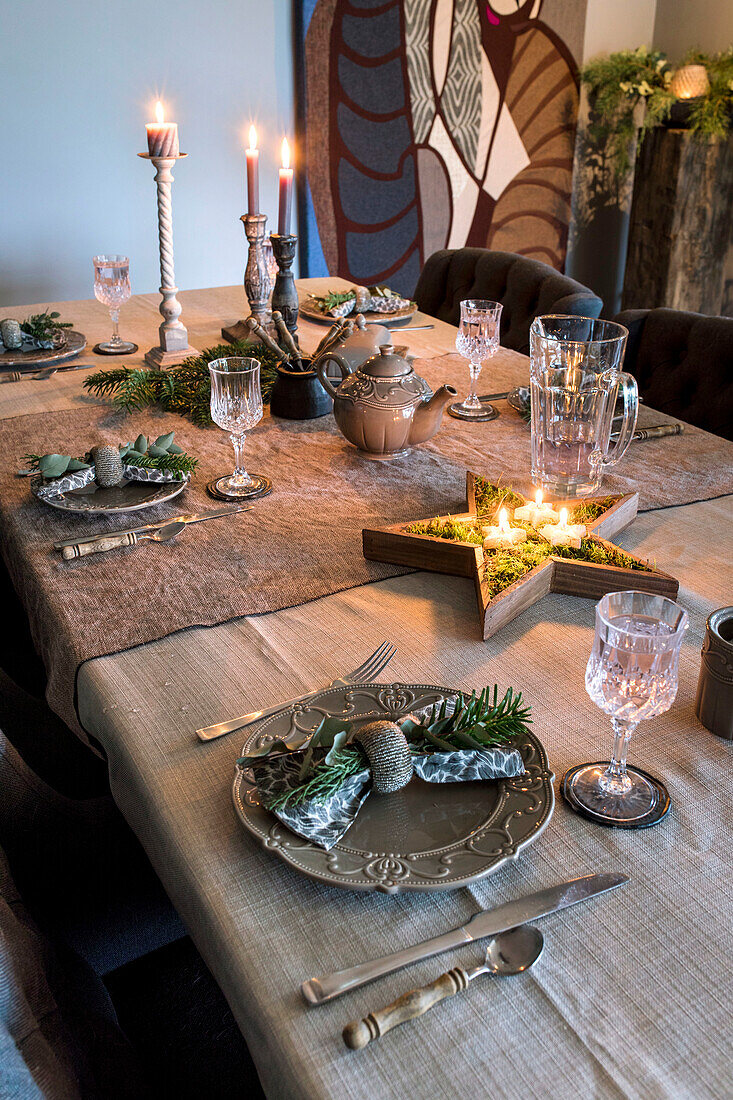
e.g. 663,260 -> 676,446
195,640 -> 397,742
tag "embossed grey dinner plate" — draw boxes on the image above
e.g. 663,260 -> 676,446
0,331 -> 87,369
300,297 -> 417,328
32,476 -> 186,514
232,682 -> 554,894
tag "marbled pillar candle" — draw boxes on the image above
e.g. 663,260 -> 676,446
146,100 -> 179,157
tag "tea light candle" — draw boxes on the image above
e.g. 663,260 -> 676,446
245,125 -> 259,214
513,489 -> 560,528
483,508 -> 528,550
277,138 -> 294,235
146,100 -> 179,157
539,507 -> 586,549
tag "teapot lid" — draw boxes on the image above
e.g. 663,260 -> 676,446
362,344 -> 412,378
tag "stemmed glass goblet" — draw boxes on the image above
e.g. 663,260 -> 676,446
208,357 -> 271,500
449,299 -> 503,422
563,590 -> 688,828
92,254 -> 137,354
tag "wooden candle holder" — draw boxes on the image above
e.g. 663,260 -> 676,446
363,473 -> 679,640
138,152 -> 198,367
222,212 -> 271,343
270,233 -> 299,337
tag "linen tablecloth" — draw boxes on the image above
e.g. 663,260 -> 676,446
2,284 -> 732,1099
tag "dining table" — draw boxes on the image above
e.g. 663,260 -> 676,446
0,279 -> 731,1100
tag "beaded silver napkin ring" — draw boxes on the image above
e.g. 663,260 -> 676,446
355,720 -> 413,794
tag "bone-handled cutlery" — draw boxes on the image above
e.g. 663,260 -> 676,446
2,362 -> 94,383
342,925 -> 544,1050
62,521 -> 186,559
301,872 -> 629,1005
53,505 -> 250,552
196,640 -> 397,741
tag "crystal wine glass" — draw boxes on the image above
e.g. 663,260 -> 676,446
93,254 -> 137,354
449,299 -> 503,422
208,357 -> 271,500
564,590 -> 688,828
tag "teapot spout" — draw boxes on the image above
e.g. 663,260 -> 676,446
409,385 -> 457,445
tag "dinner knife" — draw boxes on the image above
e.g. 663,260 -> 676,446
53,504 -> 251,551
301,872 -> 628,1005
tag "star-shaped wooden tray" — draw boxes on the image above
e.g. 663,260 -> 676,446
363,473 -> 679,640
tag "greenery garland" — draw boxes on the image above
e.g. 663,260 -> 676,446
83,341 -> 282,426
240,686 -> 531,810
580,46 -> 733,179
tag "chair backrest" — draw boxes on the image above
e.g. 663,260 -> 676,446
614,308 -> 733,441
414,249 -> 602,354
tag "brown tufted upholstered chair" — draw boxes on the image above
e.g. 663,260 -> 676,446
414,249 -> 602,354
614,308 -> 733,441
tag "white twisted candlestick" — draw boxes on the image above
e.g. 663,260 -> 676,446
138,152 -> 198,367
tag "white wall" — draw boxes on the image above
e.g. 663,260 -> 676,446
0,0 -> 294,307
654,0 -> 733,58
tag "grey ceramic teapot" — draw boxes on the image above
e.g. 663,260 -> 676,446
317,344 -> 456,459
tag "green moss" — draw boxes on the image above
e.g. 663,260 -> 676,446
551,537 -> 652,571
407,518 -> 484,544
473,476 -> 524,517
568,497 -> 622,525
483,542 -> 551,597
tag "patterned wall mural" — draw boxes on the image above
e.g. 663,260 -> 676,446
295,0 -> 588,295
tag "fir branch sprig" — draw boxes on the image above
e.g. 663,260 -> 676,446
245,686 -> 532,810
20,310 -> 73,343
83,341 -> 282,425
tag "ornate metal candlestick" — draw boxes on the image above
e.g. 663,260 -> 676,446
221,213 -> 270,343
138,152 -> 198,367
270,233 -> 299,337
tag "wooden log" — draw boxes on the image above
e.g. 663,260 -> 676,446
622,128 -> 733,314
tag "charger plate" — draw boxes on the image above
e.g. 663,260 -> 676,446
0,331 -> 87,370
232,682 -> 554,894
32,476 -> 186,514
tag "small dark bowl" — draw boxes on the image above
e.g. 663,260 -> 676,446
269,357 -> 333,420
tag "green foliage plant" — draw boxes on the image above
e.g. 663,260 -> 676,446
83,341 -> 282,426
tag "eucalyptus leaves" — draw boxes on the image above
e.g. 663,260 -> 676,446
24,429 -> 198,484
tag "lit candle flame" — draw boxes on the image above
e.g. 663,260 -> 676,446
281,138 -> 290,169
499,508 -> 509,534
559,507 -> 568,530
155,100 -> 165,124
248,125 -> 257,151
534,489 -> 543,507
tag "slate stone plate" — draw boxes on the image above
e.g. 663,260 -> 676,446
232,682 -> 554,894
32,476 -> 187,514
0,331 -> 87,370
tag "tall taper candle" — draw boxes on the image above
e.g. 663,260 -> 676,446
277,138 -> 293,235
245,125 -> 259,215
146,100 -> 179,157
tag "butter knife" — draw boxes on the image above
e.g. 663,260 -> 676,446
54,504 -> 250,555
301,872 -> 629,1005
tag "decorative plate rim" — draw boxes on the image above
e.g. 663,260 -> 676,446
31,476 -> 187,514
232,681 -> 554,894
0,330 -> 87,369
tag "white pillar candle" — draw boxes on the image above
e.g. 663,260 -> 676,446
513,489 -> 560,528
539,507 -> 586,549
146,100 -> 179,158
483,508 -> 528,550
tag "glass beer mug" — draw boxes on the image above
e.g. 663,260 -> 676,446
529,316 -> 638,499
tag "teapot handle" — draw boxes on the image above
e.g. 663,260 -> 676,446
316,352 -> 351,400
